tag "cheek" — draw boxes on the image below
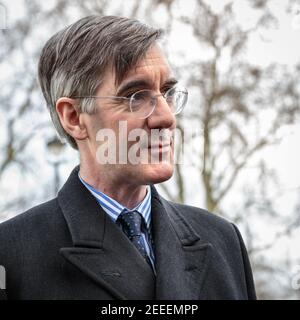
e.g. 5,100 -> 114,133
89,122 -> 101,141
84,116 -> 107,148
88,112 -> 111,136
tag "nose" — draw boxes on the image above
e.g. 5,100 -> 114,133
146,95 -> 176,130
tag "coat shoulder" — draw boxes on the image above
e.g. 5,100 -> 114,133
0,198 -> 60,232
0,198 -> 66,254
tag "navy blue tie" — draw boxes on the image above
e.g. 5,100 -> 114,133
117,210 -> 150,265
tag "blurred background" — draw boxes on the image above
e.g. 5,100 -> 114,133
0,0 -> 300,299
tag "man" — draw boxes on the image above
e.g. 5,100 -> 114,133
0,15 -> 256,300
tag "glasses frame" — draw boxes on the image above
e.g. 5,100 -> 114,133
73,85 -> 188,119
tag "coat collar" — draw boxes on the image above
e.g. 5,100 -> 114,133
58,166 -> 211,300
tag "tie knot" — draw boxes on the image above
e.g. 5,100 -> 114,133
117,210 -> 143,238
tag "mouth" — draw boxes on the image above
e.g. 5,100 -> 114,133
148,141 -> 172,151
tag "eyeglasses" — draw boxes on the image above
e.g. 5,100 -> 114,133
73,85 -> 188,119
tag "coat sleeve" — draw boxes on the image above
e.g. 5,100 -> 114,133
232,224 -> 257,300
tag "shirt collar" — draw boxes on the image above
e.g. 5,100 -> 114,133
78,173 -> 152,230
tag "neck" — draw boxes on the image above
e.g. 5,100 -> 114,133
79,162 -> 148,210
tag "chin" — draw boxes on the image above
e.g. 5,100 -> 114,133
143,162 -> 174,184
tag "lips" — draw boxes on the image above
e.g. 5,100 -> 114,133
148,141 -> 172,150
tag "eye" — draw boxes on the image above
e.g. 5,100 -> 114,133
125,92 -> 136,98
162,86 -> 176,95
124,87 -> 148,98
131,90 -> 151,102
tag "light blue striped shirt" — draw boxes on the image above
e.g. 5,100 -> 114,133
78,174 -> 156,273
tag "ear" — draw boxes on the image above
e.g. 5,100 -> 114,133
55,97 -> 88,141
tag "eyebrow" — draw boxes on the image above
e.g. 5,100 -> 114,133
116,77 -> 178,96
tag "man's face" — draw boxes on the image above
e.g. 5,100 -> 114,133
81,44 -> 177,186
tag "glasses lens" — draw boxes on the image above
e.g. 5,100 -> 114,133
129,86 -> 188,119
130,90 -> 155,119
165,86 -> 188,115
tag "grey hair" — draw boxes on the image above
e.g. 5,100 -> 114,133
38,15 -> 163,149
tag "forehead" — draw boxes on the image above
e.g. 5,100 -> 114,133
125,44 -> 171,80
98,45 -> 173,94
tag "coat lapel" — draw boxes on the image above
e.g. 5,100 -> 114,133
151,186 -> 212,300
58,167 -> 155,300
